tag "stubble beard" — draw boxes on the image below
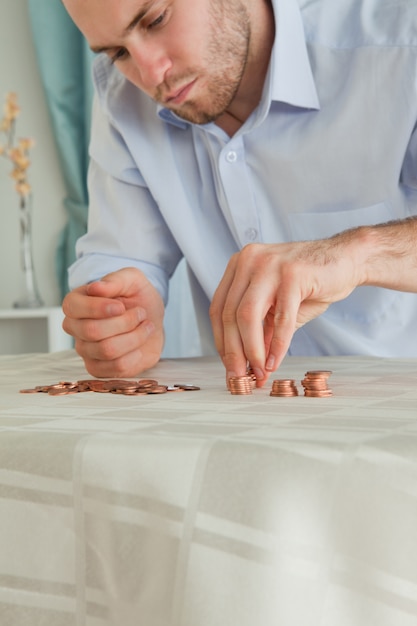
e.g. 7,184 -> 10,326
156,1 -> 251,125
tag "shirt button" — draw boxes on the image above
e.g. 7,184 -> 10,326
245,228 -> 258,242
226,150 -> 238,163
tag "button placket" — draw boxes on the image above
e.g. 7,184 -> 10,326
219,140 -> 261,247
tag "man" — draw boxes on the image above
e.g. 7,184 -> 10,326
61,0 -> 417,386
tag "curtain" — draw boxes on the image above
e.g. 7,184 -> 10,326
28,0 -> 93,299
27,1 -> 201,357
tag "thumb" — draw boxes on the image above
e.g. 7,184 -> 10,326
86,267 -> 145,299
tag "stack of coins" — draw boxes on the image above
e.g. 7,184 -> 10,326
301,370 -> 333,397
20,378 -> 200,396
228,375 -> 254,395
246,366 -> 257,389
270,379 -> 299,397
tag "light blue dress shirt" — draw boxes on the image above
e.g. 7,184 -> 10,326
69,0 -> 417,357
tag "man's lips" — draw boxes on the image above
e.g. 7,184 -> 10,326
165,79 -> 197,105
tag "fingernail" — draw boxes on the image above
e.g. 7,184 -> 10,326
266,355 -> 276,371
106,303 -> 124,316
144,321 -> 155,336
253,368 -> 264,380
137,307 -> 146,322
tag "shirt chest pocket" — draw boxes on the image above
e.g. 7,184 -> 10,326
287,201 -> 393,241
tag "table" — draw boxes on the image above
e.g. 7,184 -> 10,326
1,351 -> 417,626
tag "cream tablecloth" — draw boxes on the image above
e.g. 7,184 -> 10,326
1,350 -> 417,626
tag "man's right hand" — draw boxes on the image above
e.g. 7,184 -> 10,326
62,267 -> 165,378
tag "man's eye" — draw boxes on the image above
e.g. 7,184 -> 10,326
110,48 -> 129,64
148,10 -> 167,29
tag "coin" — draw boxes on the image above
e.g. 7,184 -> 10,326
86,380 -> 109,392
137,379 -> 158,388
303,370 -> 333,378
228,375 -> 254,395
270,379 -> 299,397
301,370 -> 333,397
103,380 -> 138,391
304,389 -> 333,397
48,388 -> 71,396
173,384 -> 201,391
145,385 -> 168,394
246,365 -> 257,389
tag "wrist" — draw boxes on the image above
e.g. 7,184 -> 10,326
354,218 -> 417,291
354,225 -> 384,287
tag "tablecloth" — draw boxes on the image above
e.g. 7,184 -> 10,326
1,350 -> 417,626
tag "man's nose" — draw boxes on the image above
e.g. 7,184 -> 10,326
129,40 -> 172,89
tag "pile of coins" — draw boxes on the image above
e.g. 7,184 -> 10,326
20,378 -> 200,396
228,375 -> 256,395
301,371 -> 333,397
228,370 -> 333,397
270,379 -> 299,397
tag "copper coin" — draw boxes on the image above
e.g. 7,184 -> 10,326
228,376 -> 253,395
270,379 -> 299,397
304,370 -> 333,378
301,370 -> 333,397
103,380 -> 138,391
76,383 -> 91,392
85,380 -> 109,392
304,389 -> 333,397
173,384 -> 201,391
137,379 -> 158,387
146,385 -> 168,394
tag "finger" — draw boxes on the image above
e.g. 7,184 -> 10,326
62,288 -> 125,321
64,305 -> 147,343
217,267 -> 258,382
231,281 -> 276,386
75,318 -> 155,362
210,255 -> 238,359
264,284 -> 300,373
81,344 -> 151,379
86,267 -> 146,300
262,309 -> 276,360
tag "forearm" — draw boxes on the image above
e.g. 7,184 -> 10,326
337,217 -> 417,293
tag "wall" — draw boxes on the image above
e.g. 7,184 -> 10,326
0,0 -> 67,309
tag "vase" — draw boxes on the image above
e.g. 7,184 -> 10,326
13,194 -> 44,308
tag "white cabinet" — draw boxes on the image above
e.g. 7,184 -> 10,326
0,307 -> 73,354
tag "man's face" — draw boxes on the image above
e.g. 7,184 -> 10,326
63,0 -> 251,125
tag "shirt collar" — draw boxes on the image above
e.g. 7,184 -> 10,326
269,0 -> 320,109
157,106 -> 189,129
